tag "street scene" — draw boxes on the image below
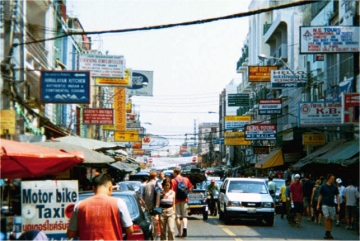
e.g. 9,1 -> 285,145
1,0 -> 359,240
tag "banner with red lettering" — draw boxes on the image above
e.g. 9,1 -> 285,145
299,102 -> 342,127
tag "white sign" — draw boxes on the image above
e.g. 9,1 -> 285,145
271,70 -> 307,88
259,99 -> 282,115
79,54 -> 125,78
127,70 -> 154,96
300,26 -> 360,53
299,102 -> 342,127
21,180 -> 78,239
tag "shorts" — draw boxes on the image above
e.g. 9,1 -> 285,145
292,202 -> 304,214
322,205 -> 336,220
345,206 -> 357,219
175,202 -> 188,218
303,197 -> 310,207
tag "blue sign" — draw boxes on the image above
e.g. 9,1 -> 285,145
40,71 -> 90,104
214,138 -> 224,144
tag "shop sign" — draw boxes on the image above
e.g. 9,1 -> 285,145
132,141 -> 142,149
40,71 -> 90,104
248,66 -> 278,82
114,87 -> 126,131
79,54 -> 125,78
259,99 -> 282,115
271,70 -> 307,88
303,133 -> 326,145
300,26 -> 360,53
142,135 -> 169,150
342,93 -> 360,124
245,124 -> 277,140
254,146 -> 269,154
0,110 -> 16,135
95,69 -> 132,87
21,180 -> 78,240
114,130 -> 139,142
299,102 -> 342,127
83,108 -> 114,125
127,70 -> 154,96
227,93 -> 249,107
224,116 -> 251,130
224,132 -> 251,146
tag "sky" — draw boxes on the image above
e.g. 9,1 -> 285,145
68,0 -> 251,148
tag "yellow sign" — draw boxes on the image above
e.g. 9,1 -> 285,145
0,110 -> 16,135
126,99 -> 132,113
224,132 -> 251,146
303,133 -> 326,145
95,69 -> 132,87
102,124 -> 115,130
225,116 -> 251,121
114,130 -> 139,142
114,87 -> 126,131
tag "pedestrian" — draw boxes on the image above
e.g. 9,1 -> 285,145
280,179 -> 290,219
143,171 -> 159,238
289,174 -> 303,228
172,167 -> 193,238
311,179 -> 322,225
302,174 -> 315,221
317,173 -> 340,240
334,178 -> 345,226
286,179 -> 295,224
157,171 -> 166,190
268,176 -> 277,203
155,178 -> 176,240
344,179 -> 359,230
67,174 -> 134,240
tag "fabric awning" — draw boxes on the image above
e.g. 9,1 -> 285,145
55,136 -> 125,151
299,139 -> 346,163
314,140 -> 359,164
109,161 -> 137,173
255,149 -> 284,169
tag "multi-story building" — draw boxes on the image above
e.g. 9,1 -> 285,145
198,122 -> 219,167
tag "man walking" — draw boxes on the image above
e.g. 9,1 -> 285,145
67,174 -> 133,240
268,176 -> 277,203
317,174 -> 340,239
289,174 -> 303,228
302,174 -> 315,221
344,179 -> 359,230
334,178 -> 345,226
143,171 -> 159,238
172,168 -> 193,237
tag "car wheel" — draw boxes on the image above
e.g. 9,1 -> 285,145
213,205 -> 217,216
265,215 -> 274,226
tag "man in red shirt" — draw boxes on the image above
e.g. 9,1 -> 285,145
289,174 -> 304,227
172,168 -> 193,237
67,174 -> 134,240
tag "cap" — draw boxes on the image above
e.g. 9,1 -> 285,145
336,178 -> 342,183
294,174 -> 300,179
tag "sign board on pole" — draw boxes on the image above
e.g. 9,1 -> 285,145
40,71 -> 90,104
300,26 -> 360,53
248,66 -> 278,82
79,54 -> 125,78
224,132 -> 251,146
114,87 -> 126,131
224,116 -> 251,130
245,124 -> 277,140
227,94 -> 249,107
94,69 -> 132,87
299,102 -> 342,127
302,133 -> 326,145
127,70 -> 154,96
0,110 -> 16,135
254,146 -> 269,154
342,93 -> 360,124
270,70 -> 307,88
114,130 -> 139,142
21,180 -> 78,240
259,99 -> 282,115
83,108 -> 114,125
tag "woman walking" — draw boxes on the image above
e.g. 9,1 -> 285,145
311,179 -> 322,225
155,179 -> 176,240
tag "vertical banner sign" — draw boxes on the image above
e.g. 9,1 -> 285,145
342,93 -> 360,124
114,87 -> 126,131
21,180 -> 78,240
0,110 -> 16,135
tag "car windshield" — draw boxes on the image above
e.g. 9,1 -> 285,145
273,180 -> 285,191
228,181 -> 268,194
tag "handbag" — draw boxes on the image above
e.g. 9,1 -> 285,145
152,207 -> 163,215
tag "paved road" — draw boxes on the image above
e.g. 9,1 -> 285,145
181,213 -> 359,240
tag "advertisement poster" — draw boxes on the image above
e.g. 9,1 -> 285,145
127,70 -> 154,96
270,70 -> 307,88
21,180 -> 78,240
0,110 -> 16,135
244,124 -> 277,140
224,132 -> 251,146
259,99 -> 282,115
224,116 -> 251,130
342,93 -> 360,124
79,54 -> 125,78
300,26 -> 360,53
248,66 -> 278,82
302,133 -> 326,145
83,108 -> 114,125
299,102 -> 342,127
95,69 -> 132,87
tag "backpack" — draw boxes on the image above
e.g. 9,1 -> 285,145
175,177 -> 188,200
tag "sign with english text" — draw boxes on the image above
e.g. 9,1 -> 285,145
95,69 -> 132,87
21,180 -> 78,240
259,99 -> 282,115
79,54 -> 125,78
271,70 -> 307,88
342,93 -> 360,124
245,124 -> 277,140
224,116 -> 251,130
248,66 -> 279,82
299,102 -> 342,127
83,108 -> 114,125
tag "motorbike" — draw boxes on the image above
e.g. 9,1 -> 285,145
207,189 -> 219,216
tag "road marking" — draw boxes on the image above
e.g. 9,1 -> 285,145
222,228 -> 236,236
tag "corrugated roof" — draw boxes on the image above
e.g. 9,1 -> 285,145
314,140 -> 359,164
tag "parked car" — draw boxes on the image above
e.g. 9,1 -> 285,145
218,178 -> 275,226
272,178 -> 286,214
79,191 -> 152,240
117,181 -> 143,198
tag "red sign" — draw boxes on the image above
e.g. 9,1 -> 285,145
248,66 -> 278,82
342,93 -> 360,124
83,108 -> 114,125
132,141 -> 142,149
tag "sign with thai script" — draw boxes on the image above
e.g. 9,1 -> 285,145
114,130 -> 139,142
248,66 -> 279,82
114,87 -> 126,131
83,108 -> 114,125
40,71 -> 90,104
300,26 -> 360,53
342,93 -> 360,124
259,99 -> 282,115
271,70 -> 307,88
21,180 -> 78,240
79,54 -> 125,78
245,124 -> 277,140
95,68 -> 132,87
302,133 -> 326,145
0,110 -> 16,135
224,132 -> 251,146
299,102 -> 342,127
224,116 -> 251,130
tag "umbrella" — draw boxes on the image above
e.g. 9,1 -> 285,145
32,141 -> 115,164
0,139 -> 84,179
55,136 -> 124,151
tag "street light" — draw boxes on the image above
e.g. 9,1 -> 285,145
258,54 -> 297,76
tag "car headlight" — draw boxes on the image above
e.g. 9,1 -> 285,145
262,202 -> 273,208
228,201 -> 241,206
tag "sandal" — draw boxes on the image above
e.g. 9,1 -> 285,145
176,234 -> 182,238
